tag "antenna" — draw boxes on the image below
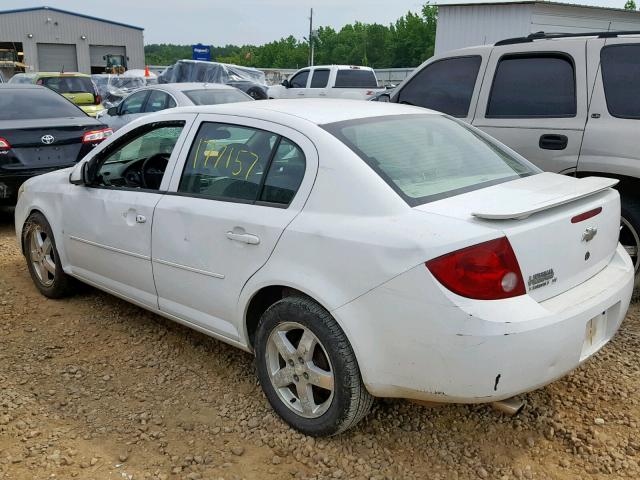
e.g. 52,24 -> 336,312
308,8 -> 314,67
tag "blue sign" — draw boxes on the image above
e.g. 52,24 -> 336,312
192,44 -> 211,62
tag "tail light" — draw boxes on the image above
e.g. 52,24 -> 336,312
0,137 -> 10,150
95,94 -> 102,105
426,237 -> 525,300
82,128 -> 112,143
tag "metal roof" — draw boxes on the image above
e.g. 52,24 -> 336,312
0,6 -> 144,30
437,1 -> 640,15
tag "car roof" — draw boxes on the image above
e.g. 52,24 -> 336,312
165,98 -> 437,125
35,72 -> 91,78
306,65 -> 375,71
0,83 -> 44,90
153,83 -> 237,92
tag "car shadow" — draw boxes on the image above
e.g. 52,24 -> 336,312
0,207 -> 14,232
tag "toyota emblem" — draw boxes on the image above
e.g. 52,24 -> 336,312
41,135 -> 55,145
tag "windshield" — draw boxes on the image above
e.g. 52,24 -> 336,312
39,76 -> 96,95
0,88 -> 86,120
323,114 -> 537,206
183,89 -> 253,105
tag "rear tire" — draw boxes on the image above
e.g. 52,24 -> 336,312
620,195 -> 640,289
23,212 -> 75,298
255,296 -> 373,436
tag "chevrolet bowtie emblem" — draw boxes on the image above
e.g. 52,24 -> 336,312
582,227 -> 598,242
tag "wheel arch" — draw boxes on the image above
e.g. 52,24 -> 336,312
19,207 -> 47,256
242,284 -> 350,353
244,285 -> 321,350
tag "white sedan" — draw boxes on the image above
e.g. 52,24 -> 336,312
15,100 -> 634,436
96,83 -> 253,131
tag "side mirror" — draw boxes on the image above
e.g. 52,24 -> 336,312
281,79 -> 290,88
69,161 -> 89,185
374,93 -> 391,103
107,106 -> 118,116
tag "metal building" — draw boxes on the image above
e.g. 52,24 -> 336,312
435,1 -> 640,54
0,6 -> 144,78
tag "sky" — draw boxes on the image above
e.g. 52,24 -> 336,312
0,0 -> 632,45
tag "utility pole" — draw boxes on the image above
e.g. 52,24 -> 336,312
308,7 -> 314,67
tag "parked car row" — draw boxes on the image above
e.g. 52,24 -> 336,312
97,83 -> 253,131
0,79 -> 255,203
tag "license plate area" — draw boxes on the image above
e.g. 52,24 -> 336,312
33,146 -> 67,162
580,302 -> 620,361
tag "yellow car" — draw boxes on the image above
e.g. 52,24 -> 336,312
9,72 -> 105,117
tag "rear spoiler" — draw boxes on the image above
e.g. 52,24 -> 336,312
472,174 -> 619,220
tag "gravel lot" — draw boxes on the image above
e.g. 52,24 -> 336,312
1,207 -> 639,480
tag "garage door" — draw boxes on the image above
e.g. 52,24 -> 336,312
90,45 -> 126,67
37,43 -> 78,72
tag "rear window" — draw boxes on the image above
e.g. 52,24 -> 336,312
487,54 -> 576,118
334,69 -> 378,88
0,88 -> 85,120
39,76 -> 95,95
601,44 -> 640,120
183,89 -> 252,105
323,114 -> 536,206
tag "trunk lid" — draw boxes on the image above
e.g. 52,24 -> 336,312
416,173 -> 621,302
0,117 -> 101,169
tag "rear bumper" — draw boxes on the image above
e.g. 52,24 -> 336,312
334,244 -> 634,403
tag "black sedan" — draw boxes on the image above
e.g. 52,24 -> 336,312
0,84 -> 112,205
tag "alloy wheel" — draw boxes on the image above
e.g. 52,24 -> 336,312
265,321 -> 335,419
29,226 -> 55,287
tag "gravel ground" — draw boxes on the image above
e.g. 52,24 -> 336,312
1,207 -> 639,480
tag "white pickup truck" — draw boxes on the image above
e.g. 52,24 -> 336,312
268,65 -> 384,100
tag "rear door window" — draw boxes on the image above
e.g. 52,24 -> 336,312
289,70 -> 309,88
487,54 -> 576,118
144,90 -> 172,113
397,56 -> 481,117
334,69 -> 378,88
600,44 -> 640,119
178,122 -> 305,206
310,69 -> 330,88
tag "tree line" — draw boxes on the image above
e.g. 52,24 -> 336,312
145,4 -> 437,69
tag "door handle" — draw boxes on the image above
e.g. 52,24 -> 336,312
539,134 -> 568,150
136,214 -> 146,224
226,231 -> 260,245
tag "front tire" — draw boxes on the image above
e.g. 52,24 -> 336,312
255,296 -> 373,436
23,212 -> 75,298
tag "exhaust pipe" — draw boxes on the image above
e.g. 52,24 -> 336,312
491,397 -> 524,416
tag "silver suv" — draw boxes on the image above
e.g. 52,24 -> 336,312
381,31 -> 640,284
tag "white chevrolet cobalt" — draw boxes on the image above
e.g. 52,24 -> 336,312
15,100 -> 634,436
